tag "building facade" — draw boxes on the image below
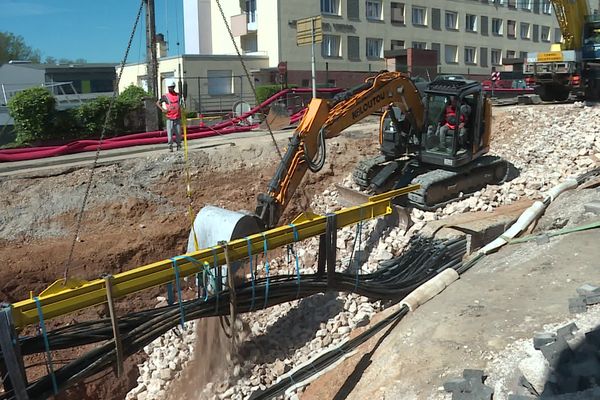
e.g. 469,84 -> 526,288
186,0 -> 566,85
118,54 -> 269,113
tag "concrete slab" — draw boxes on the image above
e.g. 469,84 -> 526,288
421,199 -> 534,253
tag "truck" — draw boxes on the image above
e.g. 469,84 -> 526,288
524,0 -> 600,101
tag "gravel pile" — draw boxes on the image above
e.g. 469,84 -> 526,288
127,103 -> 600,399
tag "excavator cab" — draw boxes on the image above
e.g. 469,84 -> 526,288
419,78 -> 489,169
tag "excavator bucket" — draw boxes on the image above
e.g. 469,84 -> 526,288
260,103 -> 290,131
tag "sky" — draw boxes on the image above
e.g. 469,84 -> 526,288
0,0 -> 185,64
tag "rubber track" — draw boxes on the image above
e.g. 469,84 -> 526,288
352,155 -> 388,189
408,155 -> 507,210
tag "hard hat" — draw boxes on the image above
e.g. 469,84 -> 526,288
595,28 -> 600,33
166,79 -> 176,87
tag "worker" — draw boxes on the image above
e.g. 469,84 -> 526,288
156,79 -> 182,152
438,96 -> 469,151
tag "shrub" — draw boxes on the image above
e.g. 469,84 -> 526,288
255,84 -> 284,105
74,96 -> 123,137
118,84 -> 150,108
7,87 -> 56,144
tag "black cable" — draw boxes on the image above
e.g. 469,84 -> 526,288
1,237 -> 467,400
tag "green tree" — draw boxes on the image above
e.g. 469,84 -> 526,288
0,32 -> 41,64
7,87 -> 56,144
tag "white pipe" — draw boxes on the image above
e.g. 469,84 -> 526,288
399,268 -> 459,311
478,176 -> 579,255
478,200 -> 546,255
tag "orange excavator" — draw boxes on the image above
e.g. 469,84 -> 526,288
194,71 -> 507,247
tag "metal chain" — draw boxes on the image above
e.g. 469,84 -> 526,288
214,0 -> 283,161
63,0 -> 145,281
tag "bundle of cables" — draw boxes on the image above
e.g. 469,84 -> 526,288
1,236 -> 466,400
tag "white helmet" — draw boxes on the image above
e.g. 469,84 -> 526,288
166,78 -> 176,88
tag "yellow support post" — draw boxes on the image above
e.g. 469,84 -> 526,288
10,184 -> 419,330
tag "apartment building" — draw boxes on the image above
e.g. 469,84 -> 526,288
185,0 -> 564,85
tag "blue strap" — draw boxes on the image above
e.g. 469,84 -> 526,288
245,237 -> 256,311
170,257 -> 186,328
262,233 -> 270,309
34,297 -> 58,394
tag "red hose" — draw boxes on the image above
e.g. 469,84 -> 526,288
0,87 -> 342,163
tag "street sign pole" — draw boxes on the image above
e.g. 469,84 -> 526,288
311,18 -> 317,99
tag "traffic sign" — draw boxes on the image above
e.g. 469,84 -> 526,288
296,16 -> 323,46
491,71 -> 501,81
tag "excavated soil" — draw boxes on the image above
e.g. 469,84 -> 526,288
0,109 -> 534,399
0,120 -> 381,399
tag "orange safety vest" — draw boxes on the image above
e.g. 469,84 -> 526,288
163,92 -> 181,120
444,105 -> 464,130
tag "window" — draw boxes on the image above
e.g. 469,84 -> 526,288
506,50 -> 516,59
412,41 -> 426,49
391,39 -> 405,50
481,15 -> 488,35
520,51 -> 528,59
532,24 -> 539,42
491,48 -> 502,65
542,26 -> 551,42
412,6 -> 426,26
391,2 -> 405,24
366,0 -> 383,20
241,34 -> 257,53
348,36 -> 360,59
507,0 -> 516,9
366,38 -> 383,58
322,35 -> 341,57
554,28 -> 562,43
520,22 -> 530,39
466,14 -> 477,32
480,47 -> 488,67
521,0 -> 532,11
445,11 -> 458,30
321,0 -> 339,15
507,20 -> 516,38
207,70 -> 232,95
432,8 -> 441,30
464,47 -> 476,64
431,43 -> 441,63
445,44 -> 458,64
492,18 -> 503,36
348,0 -> 359,20
245,0 -> 256,23
542,0 -> 552,14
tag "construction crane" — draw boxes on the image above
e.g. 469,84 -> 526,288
525,0 -> 600,100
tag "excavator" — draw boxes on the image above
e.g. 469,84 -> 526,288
192,71 -> 507,250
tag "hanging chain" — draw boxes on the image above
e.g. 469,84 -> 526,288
63,0 -> 145,281
214,0 -> 283,161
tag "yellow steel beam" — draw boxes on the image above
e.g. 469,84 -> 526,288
10,184 -> 419,329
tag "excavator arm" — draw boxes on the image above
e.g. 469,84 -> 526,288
255,71 -> 424,228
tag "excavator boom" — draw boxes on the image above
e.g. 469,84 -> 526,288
256,71 -> 424,228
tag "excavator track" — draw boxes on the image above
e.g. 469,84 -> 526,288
408,155 -> 508,211
352,155 -> 389,189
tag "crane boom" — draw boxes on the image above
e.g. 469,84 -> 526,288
551,0 -> 590,50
